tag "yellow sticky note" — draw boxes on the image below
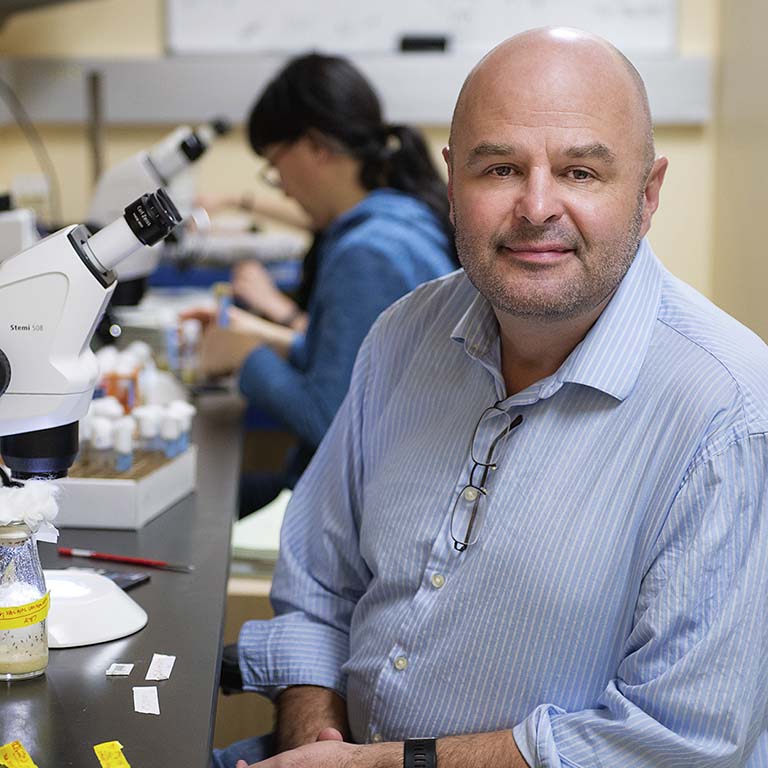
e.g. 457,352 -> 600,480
93,742 -> 131,768
0,740 -> 39,767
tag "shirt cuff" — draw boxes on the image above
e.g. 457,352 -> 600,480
238,614 -> 349,701
512,703 -> 566,767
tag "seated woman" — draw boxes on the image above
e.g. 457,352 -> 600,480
199,52 -> 457,517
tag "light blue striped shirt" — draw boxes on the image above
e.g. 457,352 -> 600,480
239,239 -> 768,767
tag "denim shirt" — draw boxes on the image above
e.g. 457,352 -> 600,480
239,188 -> 455,448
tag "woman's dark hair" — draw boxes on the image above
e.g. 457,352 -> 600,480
248,53 -> 455,262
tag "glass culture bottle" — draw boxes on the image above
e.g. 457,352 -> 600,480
0,522 -> 49,680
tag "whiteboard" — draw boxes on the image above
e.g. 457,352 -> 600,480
166,0 -> 678,57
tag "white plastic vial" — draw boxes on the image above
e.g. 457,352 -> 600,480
168,400 -> 197,452
160,413 -> 182,458
133,406 -> 163,453
90,417 -> 114,471
90,396 -> 124,421
180,318 -> 202,385
113,416 -> 136,473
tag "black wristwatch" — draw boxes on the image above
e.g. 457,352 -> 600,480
403,737 -> 437,768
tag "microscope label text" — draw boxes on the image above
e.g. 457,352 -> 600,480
9,324 -> 44,332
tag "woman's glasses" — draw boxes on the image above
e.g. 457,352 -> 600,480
259,143 -> 292,188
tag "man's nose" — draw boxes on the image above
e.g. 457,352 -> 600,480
513,170 -> 564,226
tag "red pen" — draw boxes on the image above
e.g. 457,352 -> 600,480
57,547 -> 194,573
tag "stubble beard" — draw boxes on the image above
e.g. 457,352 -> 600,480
454,199 -> 645,322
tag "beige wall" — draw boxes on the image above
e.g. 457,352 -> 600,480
712,1 -> 768,339
645,0 -> 719,295
0,0 -> 167,221
0,0 -> 164,57
0,0 -> 719,295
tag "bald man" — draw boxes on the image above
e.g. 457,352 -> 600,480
216,28 -> 768,768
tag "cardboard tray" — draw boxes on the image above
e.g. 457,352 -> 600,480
56,446 -> 197,529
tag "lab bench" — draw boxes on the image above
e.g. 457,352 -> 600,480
0,391 -> 243,767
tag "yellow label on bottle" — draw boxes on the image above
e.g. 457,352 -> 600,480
0,740 -> 39,767
0,592 -> 50,630
93,741 -> 131,768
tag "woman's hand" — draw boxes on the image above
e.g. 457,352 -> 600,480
179,306 -> 217,331
233,262 -> 307,331
196,306 -> 297,377
228,307 -> 297,358
232,261 -> 281,315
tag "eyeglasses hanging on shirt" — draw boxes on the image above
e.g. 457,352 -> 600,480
450,405 -> 524,552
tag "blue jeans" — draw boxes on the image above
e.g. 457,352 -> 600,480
212,733 -> 275,768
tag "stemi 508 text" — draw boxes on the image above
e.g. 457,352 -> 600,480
9,324 -> 44,331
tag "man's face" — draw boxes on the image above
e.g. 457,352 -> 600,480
446,47 -> 665,322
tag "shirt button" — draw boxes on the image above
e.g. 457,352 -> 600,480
371,733 -> 383,743
463,487 -> 479,502
394,655 -> 408,671
431,573 -> 445,589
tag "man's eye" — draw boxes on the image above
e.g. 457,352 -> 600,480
489,166 -> 514,177
568,168 -> 594,181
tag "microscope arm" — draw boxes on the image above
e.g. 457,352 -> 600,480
0,189 -> 180,478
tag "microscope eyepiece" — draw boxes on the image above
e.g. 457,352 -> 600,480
210,118 -> 231,136
123,188 -> 182,248
73,188 -> 182,276
181,118 -> 231,161
180,133 -> 206,162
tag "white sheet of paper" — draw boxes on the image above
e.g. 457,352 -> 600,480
146,653 -> 176,681
133,686 -> 160,715
106,663 -> 134,676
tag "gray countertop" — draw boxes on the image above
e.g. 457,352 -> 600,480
0,392 -> 243,767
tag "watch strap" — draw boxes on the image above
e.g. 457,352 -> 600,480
403,737 -> 437,768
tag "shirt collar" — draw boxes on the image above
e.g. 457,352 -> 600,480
450,239 -> 664,402
450,287 -> 498,362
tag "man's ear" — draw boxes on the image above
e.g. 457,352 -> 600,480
442,146 -> 455,225
639,156 -> 668,238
